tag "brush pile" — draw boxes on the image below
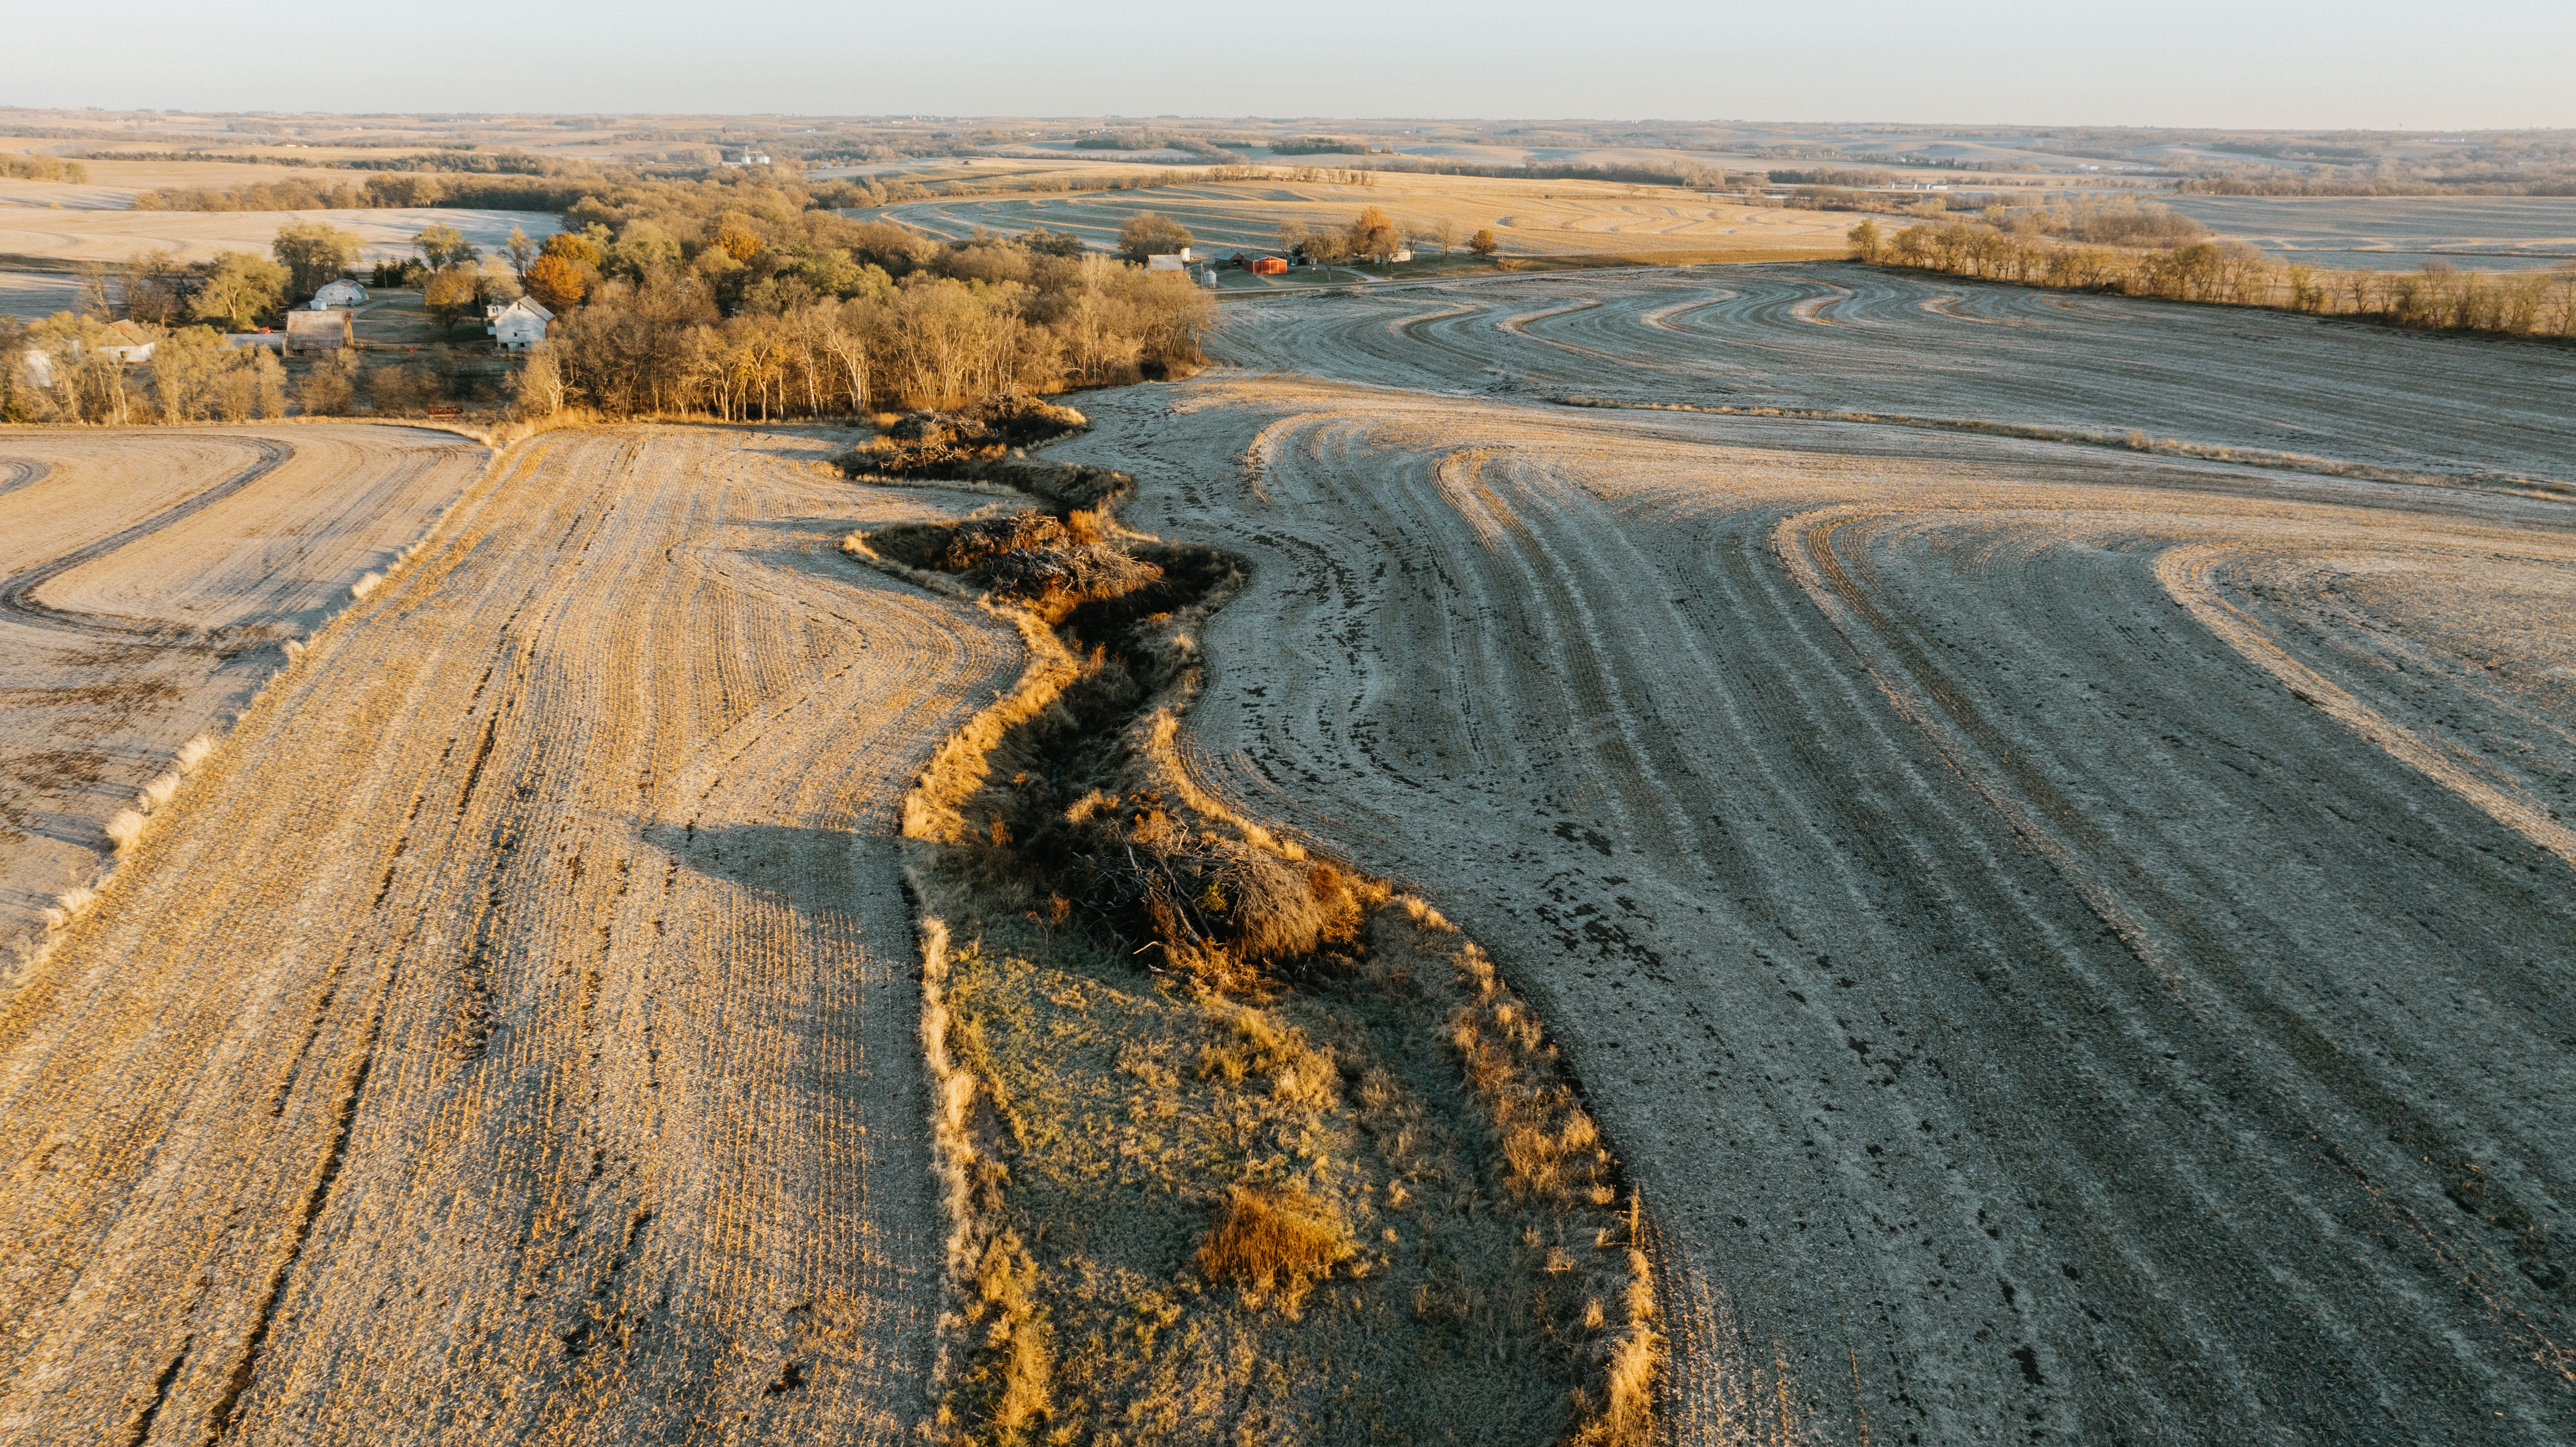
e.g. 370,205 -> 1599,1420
837,395 -> 1133,508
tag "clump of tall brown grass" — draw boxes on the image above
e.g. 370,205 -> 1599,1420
1196,1182 -> 1359,1317
40,886 -> 97,933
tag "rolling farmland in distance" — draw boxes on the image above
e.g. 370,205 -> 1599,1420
0,104 -> 2570,1446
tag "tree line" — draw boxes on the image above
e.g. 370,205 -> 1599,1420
1,153 -> 90,183
515,231 -> 1214,422
0,313 -> 290,425
1849,216 -> 2576,339
4,184 -> 1219,426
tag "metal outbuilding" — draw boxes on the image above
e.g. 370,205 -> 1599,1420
310,278 -> 368,309
284,310 -> 353,351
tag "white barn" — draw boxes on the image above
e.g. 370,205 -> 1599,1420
310,278 -> 367,309
486,297 -> 553,352
98,321 -> 159,363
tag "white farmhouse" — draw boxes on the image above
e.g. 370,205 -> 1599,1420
486,296 -> 554,352
310,278 -> 368,309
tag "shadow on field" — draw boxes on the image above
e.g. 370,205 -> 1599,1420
636,820 -> 873,912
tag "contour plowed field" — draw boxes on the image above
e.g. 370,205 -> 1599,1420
0,426 -> 487,950
0,426 -> 1018,1444
1213,264 -> 2572,486
1059,290 -> 2576,1442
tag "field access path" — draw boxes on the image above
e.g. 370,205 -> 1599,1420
0,426 -> 1019,1444
1063,273 -> 2576,1446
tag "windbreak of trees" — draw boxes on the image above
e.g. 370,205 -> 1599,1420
133,172 -> 617,213
1850,217 -> 2576,339
1268,137 -> 1372,155
0,153 -> 89,183
518,236 -> 1213,423
2178,174 -> 2576,198
1073,130 -> 1243,160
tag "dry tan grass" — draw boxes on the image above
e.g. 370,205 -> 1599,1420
102,809 -> 145,854
1195,1183 -> 1359,1317
39,885 -> 95,931
860,431 -> 1662,1447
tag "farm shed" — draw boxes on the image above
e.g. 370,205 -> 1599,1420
1146,254 -> 1188,274
1249,256 -> 1288,276
284,310 -> 352,352
486,296 -> 553,352
310,278 -> 367,309
98,321 -> 158,363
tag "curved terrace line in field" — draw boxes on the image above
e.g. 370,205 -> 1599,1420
1066,350 -> 2576,1445
0,427 -> 488,948
0,426 -> 1020,1443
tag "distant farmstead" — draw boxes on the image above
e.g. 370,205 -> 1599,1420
98,321 -> 159,364
284,310 -> 352,352
486,297 -> 553,352
309,278 -> 368,309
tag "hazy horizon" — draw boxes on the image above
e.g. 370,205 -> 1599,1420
9,0 -> 2572,131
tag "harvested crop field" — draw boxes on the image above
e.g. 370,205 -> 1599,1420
0,426 -> 1020,1442
1207,263 -> 2572,485
2164,194 -> 2576,271
0,424 -> 488,953
877,172 -> 1853,260
1038,275 -> 2576,1442
0,205 -> 560,269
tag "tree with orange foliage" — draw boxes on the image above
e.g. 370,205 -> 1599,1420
715,220 -> 763,264
1347,205 -> 1401,267
526,253 -> 587,313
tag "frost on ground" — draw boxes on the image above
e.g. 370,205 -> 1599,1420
0,426 -> 1019,1442
1047,269 -> 2576,1445
0,426 -> 487,958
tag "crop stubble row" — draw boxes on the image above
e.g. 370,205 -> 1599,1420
1061,270 -> 2576,1445
0,427 -> 1018,1444
0,426 -> 488,948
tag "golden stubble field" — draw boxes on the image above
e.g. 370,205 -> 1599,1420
0,201 -> 562,268
875,168 -> 1855,261
0,426 -> 1020,1443
0,254 -> 2569,1446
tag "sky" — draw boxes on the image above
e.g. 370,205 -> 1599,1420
11,0 -> 2574,129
